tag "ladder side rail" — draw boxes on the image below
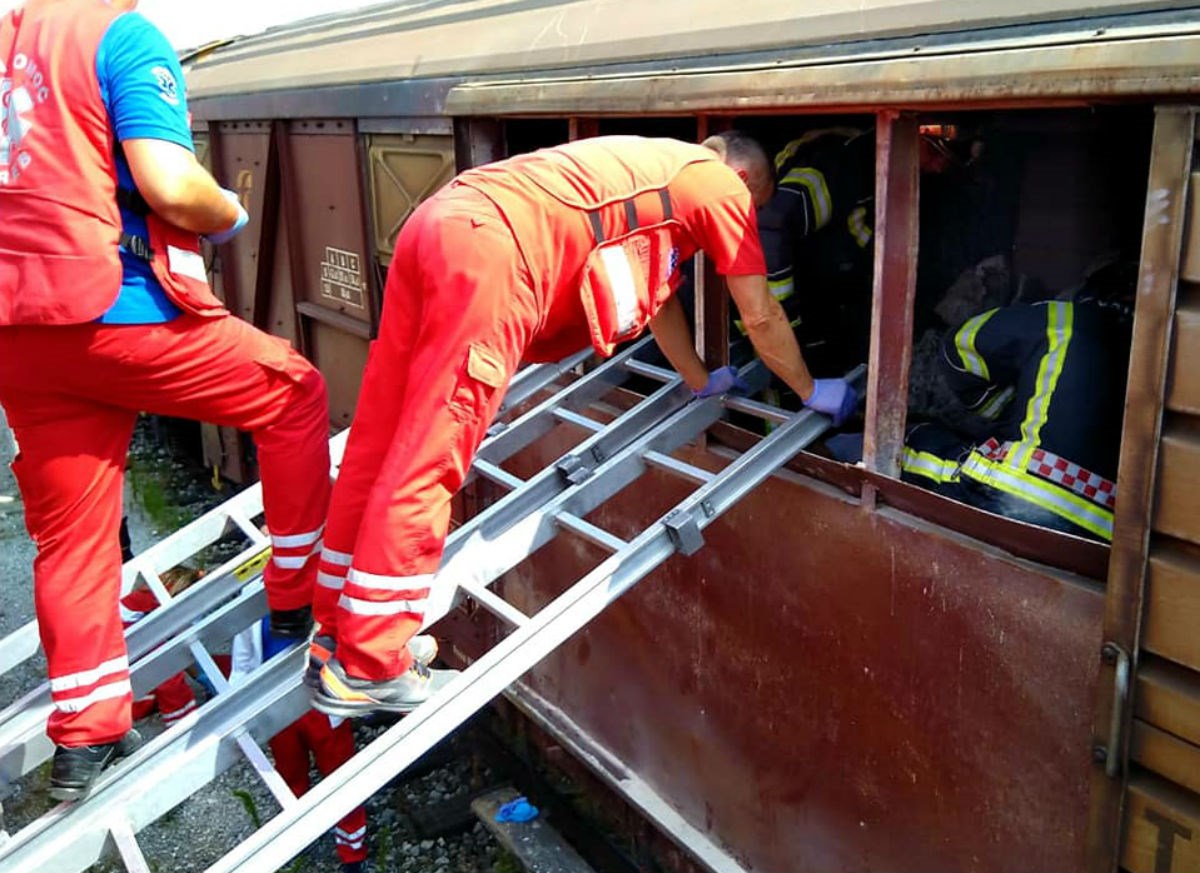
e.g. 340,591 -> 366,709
475,337 -> 654,465
498,347 -> 593,414
0,649 -> 309,873
205,383 -> 843,873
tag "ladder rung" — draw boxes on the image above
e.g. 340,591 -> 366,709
552,407 -> 604,432
643,451 -> 716,485
109,819 -> 152,873
722,395 -> 791,424
473,460 -> 524,490
456,580 -> 530,628
622,359 -> 674,383
555,512 -> 628,553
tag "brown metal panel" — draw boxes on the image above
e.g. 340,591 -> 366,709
1153,428 -> 1200,547
1122,774 -> 1200,873
1143,543 -> 1200,670
863,111 -> 917,478
1131,722 -> 1200,796
487,436 -> 1104,872
1167,301 -> 1200,415
1137,659 -> 1200,748
1090,106 -> 1197,873
309,320 -> 368,430
1182,173 -> 1200,283
209,122 -> 273,325
364,134 -> 455,264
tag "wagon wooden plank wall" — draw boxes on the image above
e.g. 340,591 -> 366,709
182,3 -> 1200,871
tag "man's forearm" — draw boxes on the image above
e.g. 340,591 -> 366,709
122,138 -> 240,234
744,308 -> 816,401
648,295 -> 709,391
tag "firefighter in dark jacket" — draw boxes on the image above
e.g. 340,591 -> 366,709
900,277 -> 1132,541
747,127 -> 877,376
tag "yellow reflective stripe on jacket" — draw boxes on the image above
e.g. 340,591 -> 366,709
901,448 -> 960,485
978,385 -> 1015,421
767,275 -> 795,302
960,450 -> 1113,540
1010,301 -> 1073,470
847,205 -> 872,248
780,167 -> 832,230
952,308 -> 998,379
773,128 -> 864,172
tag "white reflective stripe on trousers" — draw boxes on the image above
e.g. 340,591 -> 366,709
50,655 -> 129,692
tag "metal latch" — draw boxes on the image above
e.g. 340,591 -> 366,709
556,454 -> 593,485
663,509 -> 704,556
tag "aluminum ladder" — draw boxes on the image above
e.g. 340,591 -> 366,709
0,341 -> 860,873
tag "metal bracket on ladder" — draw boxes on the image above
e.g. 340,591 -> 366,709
662,508 -> 704,556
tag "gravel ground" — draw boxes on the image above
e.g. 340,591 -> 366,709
0,414 -> 512,873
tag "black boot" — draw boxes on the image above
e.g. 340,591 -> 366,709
269,605 -> 313,639
49,728 -> 142,801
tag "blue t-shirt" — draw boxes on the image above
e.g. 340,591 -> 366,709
95,13 -> 192,324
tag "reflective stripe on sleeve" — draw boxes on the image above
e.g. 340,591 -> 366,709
846,206 -> 872,248
951,309 -> 998,379
317,570 -> 346,591
160,699 -> 197,724
780,167 -> 832,230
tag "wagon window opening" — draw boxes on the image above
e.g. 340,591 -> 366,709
893,107 -> 1151,551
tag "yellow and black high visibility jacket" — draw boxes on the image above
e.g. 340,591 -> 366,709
902,299 -> 1130,540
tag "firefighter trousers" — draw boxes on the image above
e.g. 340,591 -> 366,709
0,314 -> 331,746
315,185 -> 540,680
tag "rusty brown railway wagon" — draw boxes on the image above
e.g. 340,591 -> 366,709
181,3 -> 1200,871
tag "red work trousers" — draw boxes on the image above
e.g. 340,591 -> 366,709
122,589 -> 197,727
315,185 -> 540,679
0,314 -> 330,747
269,710 -> 367,864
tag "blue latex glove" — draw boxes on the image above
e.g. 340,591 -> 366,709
496,796 -> 539,823
804,378 -> 858,427
205,188 -> 249,245
693,366 -> 750,399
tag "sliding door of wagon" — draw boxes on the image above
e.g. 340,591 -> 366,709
276,119 -> 375,429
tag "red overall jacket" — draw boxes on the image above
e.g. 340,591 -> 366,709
0,0 -> 224,326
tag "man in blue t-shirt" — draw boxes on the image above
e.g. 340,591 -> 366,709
0,2 -> 332,803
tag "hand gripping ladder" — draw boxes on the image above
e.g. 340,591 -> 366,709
0,344 -> 861,872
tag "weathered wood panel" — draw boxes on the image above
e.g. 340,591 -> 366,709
1137,659 -> 1200,749
1167,303 -> 1200,414
1131,722 -> 1200,796
1154,428 -> 1200,547
1122,774 -> 1200,873
1143,543 -> 1200,672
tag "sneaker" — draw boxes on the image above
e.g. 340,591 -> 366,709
305,634 -> 438,690
270,605 -> 313,639
312,657 -> 433,717
49,728 -> 143,802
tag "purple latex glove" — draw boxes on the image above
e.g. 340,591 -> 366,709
804,378 -> 858,426
693,366 -> 750,399
205,188 -> 249,245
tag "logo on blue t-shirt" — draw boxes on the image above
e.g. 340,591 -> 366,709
151,65 -> 179,106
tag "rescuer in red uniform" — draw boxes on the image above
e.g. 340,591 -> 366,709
311,133 -> 858,717
0,0 -> 331,799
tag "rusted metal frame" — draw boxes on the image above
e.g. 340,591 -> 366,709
295,301 -> 372,340
204,122 -> 241,317
351,122 -> 384,337
453,117 -> 505,172
862,110 -> 920,481
274,119 -> 315,358
568,118 -> 600,140
1086,105 -> 1197,873
250,124 -> 282,332
696,115 -> 733,373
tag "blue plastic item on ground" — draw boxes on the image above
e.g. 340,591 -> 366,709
495,796 -> 539,823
